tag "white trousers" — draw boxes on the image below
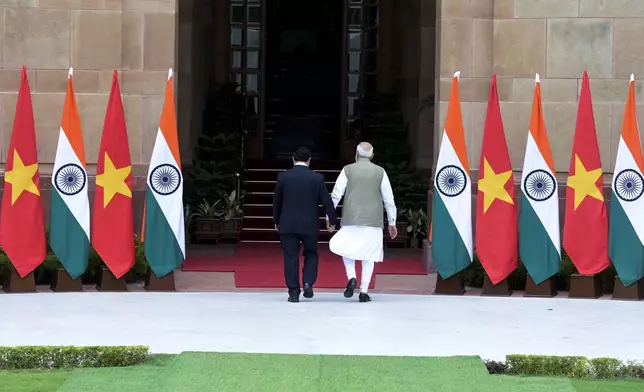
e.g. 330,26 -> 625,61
342,257 -> 375,293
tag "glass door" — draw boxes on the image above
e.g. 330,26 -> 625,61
341,0 -> 379,160
230,0 -> 265,159
228,0 -> 379,161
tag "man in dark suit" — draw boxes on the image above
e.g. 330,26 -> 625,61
273,147 -> 337,303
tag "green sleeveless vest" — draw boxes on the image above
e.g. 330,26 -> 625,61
342,158 -> 385,228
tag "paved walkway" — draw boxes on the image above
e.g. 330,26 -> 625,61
0,292 -> 641,361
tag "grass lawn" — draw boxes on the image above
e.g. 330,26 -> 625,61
0,353 -> 642,392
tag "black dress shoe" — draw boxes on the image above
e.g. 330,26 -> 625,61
359,293 -> 371,303
303,283 -> 314,299
288,290 -> 300,303
344,278 -> 357,298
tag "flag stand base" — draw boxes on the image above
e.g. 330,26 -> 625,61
524,275 -> 557,298
50,268 -> 83,292
481,275 -> 511,296
97,268 -> 127,291
612,277 -> 644,301
145,269 -> 175,291
568,274 -> 602,299
434,272 -> 465,295
2,270 -> 36,293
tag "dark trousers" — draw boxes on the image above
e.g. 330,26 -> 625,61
279,233 -> 319,291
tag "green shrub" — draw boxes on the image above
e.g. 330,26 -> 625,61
499,355 -> 644,380
0,346 -> 149,369
590,357 -> 623,379
464,249 -> 618,293
618,360 -> 644,379
506,354 -> 591,379
0,230 -> 149,285
82,235 -> 148,284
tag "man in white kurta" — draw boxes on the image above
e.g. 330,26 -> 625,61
327,142 -> 397,302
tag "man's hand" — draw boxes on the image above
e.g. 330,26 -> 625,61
326,221 -> 335,233
388,224 -> 398,240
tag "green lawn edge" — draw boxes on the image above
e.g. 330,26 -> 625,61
0,353 -> 642,392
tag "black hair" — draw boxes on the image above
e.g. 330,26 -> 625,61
293,147 -> 311,162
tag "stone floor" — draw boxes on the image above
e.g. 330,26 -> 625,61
0,292 -> 641,362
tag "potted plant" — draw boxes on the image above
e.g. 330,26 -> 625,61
184,204 -> 196,244
193,199 -> 222,244
217,190 -> 244,242
404,208 -> 428,248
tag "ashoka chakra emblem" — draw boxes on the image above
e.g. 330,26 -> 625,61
436,165 -> 467,197
54,163 -> 86,196
614,169 -> 644,202
149,164 -> 182,196
523,169 -> 556,202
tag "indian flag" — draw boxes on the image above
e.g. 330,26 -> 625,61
609,74 -> 644,286
431,72 -> 472,278
519,74 -> 561,285
143,69 -> 185,278
49,68 -> 90,279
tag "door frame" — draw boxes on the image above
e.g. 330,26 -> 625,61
234,0 -> 379,161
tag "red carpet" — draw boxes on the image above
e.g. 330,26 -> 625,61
182,243 -> 427,288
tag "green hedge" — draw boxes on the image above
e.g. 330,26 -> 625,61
462,251 -> 617,293
0,234 -> 149,285
0,346 -> 149,369
497,355 -> 644,380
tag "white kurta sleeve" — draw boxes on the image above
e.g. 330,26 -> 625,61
381,171 -> 397,225
327,169 -> 348,221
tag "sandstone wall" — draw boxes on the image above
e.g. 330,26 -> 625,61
0,0 -> 177,231
435,0 -> 644,178
0,0 -> 176,174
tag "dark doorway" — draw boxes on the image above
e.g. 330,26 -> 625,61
264,0 -> 343,160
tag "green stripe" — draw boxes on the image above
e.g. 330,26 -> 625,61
609,191 -> 644,286
144,187 -> 184,278
431,192 -> 471,279
518,193 -> 560,285
49,189 -> 89,279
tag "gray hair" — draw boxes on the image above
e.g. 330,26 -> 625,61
356,142 -> 374,158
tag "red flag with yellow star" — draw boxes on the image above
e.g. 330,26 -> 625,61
91,71 -> 134,278
475,75 -> 518,285
0,67 -> 46,277
563,71 -> 610,275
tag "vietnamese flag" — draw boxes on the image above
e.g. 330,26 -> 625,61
0,67 -> 46,277
475,75 -> 518,284
91,71 -> 134,278
564,71 -> 610,275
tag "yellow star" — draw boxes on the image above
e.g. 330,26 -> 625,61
567,154 -> 603,210
95,152 -> 131,208
478,157 -> 514,213
4,150 -> 40,205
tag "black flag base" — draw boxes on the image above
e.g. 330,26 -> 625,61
434,272 -> 465,295
97,267 -> 128,291
524,275 -> 557,298
2,270 -> 36,293
145,269 -> 176,292
482,274 -> 512,297
612,277 -> 644,301
568,274 -> 602,299
51,268 -> 83,292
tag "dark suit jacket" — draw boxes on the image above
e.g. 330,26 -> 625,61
273,165 -> 337,235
